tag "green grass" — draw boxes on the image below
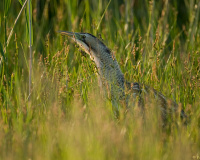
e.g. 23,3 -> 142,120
0,0 -> 200,159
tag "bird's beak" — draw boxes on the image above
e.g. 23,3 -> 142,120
57,31 -> 80,41
57,31 -> 90,54
57,31 -> 74,37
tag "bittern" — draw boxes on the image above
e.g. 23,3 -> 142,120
58,31 -> 187,122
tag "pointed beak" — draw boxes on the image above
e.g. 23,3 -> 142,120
57,31 -> 74,37
57,31 -> 80,41
57,31 -> 90,53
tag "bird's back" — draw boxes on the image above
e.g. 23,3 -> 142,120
125,81 -> 187,124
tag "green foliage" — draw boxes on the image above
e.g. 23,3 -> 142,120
3,0 -> 12,16
0,42 -> 5,61
26,0 -> 33,45
0,0 -> 200,159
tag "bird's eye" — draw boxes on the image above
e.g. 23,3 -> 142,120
82,35 -> 86,39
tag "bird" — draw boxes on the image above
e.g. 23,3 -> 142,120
58,31 -> 187,123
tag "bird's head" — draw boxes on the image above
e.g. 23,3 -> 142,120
58,31 -> 110,59
58,31 -> 125,101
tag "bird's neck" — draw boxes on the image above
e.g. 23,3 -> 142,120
91,49 -> 125,100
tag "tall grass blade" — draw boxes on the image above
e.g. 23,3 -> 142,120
5,0 -> 28,52
0,42 -> 5,61
97,0 -> 112,30
28,0 -> 33,99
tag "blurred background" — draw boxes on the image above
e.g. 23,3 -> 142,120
0,0 -> 195,54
